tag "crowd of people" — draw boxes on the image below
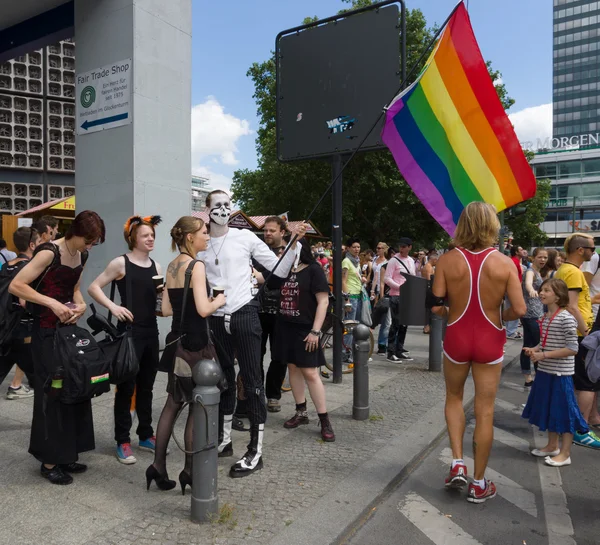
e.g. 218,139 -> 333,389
3,196 -> 600,506
0,190 -> 339,486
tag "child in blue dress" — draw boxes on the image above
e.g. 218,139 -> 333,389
522,278 -> 589,467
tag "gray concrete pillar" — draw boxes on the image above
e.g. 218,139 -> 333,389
74,0 -> 192,333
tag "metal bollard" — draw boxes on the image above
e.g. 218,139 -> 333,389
191,359 -> 223,524
428,312 -> 444,372
352,323 -> 371,420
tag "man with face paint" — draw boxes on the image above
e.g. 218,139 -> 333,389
199,190 -> 307,478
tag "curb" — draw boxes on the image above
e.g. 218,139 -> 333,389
266,352 -> 521,545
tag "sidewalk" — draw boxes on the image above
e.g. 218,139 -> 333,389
0,328 -> 523,545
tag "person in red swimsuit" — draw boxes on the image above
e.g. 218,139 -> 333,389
431,202 -> 526,504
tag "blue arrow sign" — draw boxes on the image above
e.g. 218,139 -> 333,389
81,113 -> 129,131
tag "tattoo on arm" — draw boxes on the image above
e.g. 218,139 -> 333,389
167,261 -> 185,279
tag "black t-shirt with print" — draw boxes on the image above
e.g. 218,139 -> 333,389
279,262 -> 329,325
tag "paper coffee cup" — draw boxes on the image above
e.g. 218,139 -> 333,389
152,275 -> 164,290
212,286 -> 225,297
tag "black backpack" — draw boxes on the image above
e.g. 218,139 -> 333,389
0,257 -> 30,354
53,324 -> 112,404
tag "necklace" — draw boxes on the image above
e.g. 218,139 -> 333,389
210,231 -> 229,265
65,239 -> 77,257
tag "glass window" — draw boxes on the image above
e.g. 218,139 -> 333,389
557,211 -> 574,221
545,212 -> 558,222
581,183 -> 600,196
584,158 -> 600,177
559,161 -> 582,178
536,164 -> 558,178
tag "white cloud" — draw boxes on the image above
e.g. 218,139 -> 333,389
493,77 -> 503,87
190,96 -> 253,191
508,103 -> 552,149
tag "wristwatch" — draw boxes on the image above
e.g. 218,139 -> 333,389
310,329 -> 321,337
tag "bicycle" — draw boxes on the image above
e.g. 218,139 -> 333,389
320,301 -> 374,375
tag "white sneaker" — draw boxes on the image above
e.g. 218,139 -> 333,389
6,384 -> 34,400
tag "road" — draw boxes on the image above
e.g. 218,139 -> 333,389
345,360 -> 600,545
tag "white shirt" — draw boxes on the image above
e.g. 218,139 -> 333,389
198,228 -> 296,315
0,248 -> 16,266
581,252 -> 600,319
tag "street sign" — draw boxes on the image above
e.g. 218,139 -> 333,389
76,59 -> 132,135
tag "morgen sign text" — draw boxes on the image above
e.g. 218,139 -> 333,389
521,133 -> 600,151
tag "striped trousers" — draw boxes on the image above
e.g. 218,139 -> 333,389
210,303 -> 267,425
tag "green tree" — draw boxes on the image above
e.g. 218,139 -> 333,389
231,0 -> 525,249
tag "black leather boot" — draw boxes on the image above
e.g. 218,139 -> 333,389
229,423 -> 264,478
218,413 -> 233,458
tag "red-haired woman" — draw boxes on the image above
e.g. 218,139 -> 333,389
88,215 -> 163,465
10,210 -> 105,485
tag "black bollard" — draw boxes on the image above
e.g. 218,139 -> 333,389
352,323 -> 371,420
191,359 -> 223,524
428,312 -> 443,372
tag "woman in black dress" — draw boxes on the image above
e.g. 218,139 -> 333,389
275,238 -> 335,442
9,210 -> 106,485
146,216 -> 225,494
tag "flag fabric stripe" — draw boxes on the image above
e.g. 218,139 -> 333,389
434,29 -> 522,205
385,100 -> 458,234
406,86 -> 482,207
448,8 -> 534,194
381,1 -> 536,235
420,62 -> 507,209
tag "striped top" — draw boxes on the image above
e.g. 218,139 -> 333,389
539,310 -> 578,375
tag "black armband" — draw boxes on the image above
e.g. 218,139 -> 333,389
426,290 -> 445,309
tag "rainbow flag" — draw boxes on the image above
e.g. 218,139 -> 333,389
382,1 -> 536,236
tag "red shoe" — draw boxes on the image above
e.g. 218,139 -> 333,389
467,479 -> 497,504
444,463 -> 468,489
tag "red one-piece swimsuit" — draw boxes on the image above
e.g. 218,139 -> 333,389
443,247 -> 506,365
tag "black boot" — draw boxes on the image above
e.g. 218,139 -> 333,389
229,423 -> 264,478
218,413 -> 233,458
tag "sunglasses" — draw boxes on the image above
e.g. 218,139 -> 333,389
84,238 -> 99,246
579,246 -> 595,250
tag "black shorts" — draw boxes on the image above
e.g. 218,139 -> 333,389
574,338 -> 600,392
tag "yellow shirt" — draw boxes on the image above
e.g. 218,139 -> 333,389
555,263 -> 594,335
342,257 -> 362,295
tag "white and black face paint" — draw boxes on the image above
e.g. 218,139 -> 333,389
209,195 -> 232,226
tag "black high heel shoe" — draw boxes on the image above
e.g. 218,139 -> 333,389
145,465 -> 176,491
179,470 -> 192,496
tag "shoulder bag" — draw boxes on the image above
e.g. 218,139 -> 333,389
159,260 -> 210,402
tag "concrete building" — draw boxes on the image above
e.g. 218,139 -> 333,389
1,0 -> 192,341
191,174 -> 212,212
533,146 -> 600,246
553,0 -> 600,142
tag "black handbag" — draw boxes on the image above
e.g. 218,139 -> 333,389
88,256 -> 139,384
371,296 -> 390,328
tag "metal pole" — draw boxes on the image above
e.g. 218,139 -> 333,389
191,359 -> 223,524
429,313 -> 443,372
428,276 -> 443,372
499,211 -> 505,254
352,324 -> 371,420
332,154 -> 344,384
572,196 -> 577,232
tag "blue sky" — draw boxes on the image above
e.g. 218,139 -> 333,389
191,0 -> 551,189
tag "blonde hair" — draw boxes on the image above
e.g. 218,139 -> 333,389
170,216 -> 205,256
453,202 -> 500,250
564,232 -> 594,254
377,242 -> 389,252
